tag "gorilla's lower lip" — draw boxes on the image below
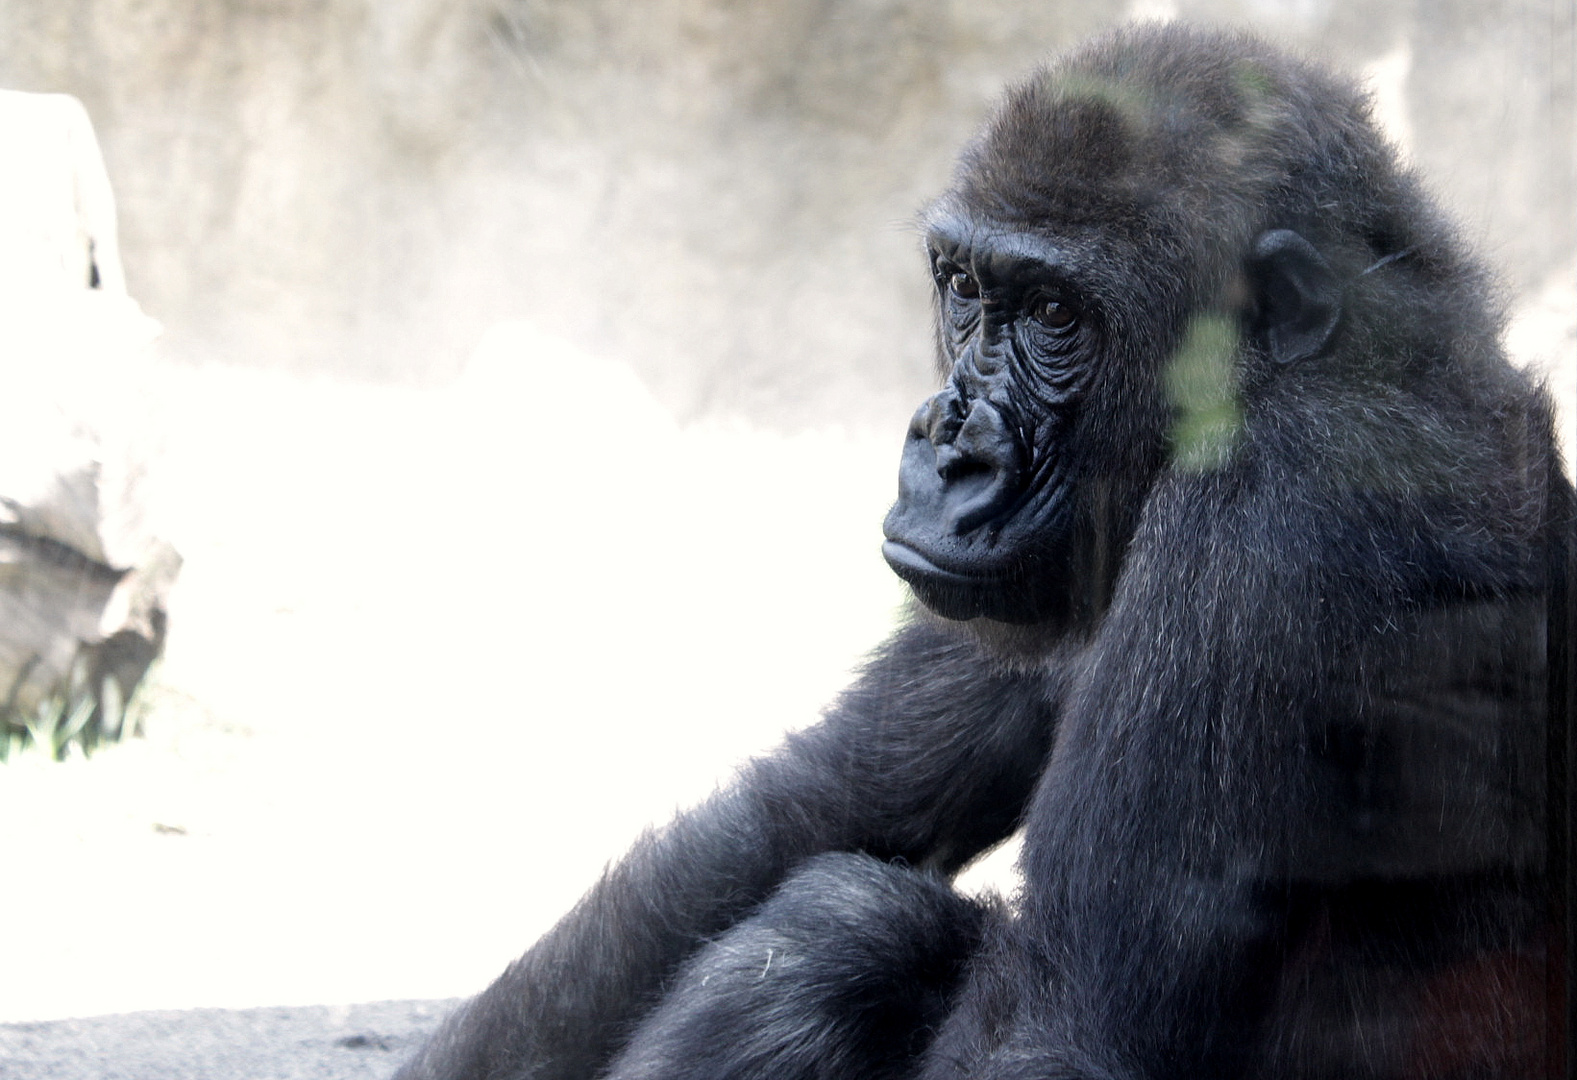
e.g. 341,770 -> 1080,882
881,540 -> 987,585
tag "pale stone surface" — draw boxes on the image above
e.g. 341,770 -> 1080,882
0,89 -> 123,296
0,90 -> 175,736
0,1000 -> 455,1080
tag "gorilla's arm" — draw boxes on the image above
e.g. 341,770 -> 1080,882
396,619 -> 1058,1080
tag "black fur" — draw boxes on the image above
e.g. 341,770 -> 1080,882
398,25 -> 1570,1080
603,853 -> 990,1080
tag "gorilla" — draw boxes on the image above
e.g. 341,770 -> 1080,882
398,25 -> 1571,1080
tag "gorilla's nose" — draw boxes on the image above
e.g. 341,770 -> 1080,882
908,393 -> 1023,535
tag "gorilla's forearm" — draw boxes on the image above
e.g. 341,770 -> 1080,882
397,621 -> 1058,1080
395,787 -> 817,1080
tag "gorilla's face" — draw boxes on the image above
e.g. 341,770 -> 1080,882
882,210 -> 1116,627
878,78 -> 1195,631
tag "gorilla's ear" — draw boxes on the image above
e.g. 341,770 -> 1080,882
1248,229 -> 1340,365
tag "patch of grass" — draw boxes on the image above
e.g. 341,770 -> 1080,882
0,659 -> 157,763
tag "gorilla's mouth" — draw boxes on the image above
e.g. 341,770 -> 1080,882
881,539 -> 1013,622
876,539 -> 971,580
880,539 -> 986,585
882,485 -> 1088,627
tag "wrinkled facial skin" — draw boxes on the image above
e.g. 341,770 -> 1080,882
882,210 -> 1127,628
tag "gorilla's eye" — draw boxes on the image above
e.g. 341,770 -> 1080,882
948,271 -> 981,299
1030,296 -> 1077,332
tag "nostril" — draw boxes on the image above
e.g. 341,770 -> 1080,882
929,400 -> 1025,536
934,444 -> 992,483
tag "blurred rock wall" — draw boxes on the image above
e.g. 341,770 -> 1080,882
0,0 -> 1570,428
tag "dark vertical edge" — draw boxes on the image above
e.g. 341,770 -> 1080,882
1545,3 -> 1577,1074
1548,443 -> 1575,1080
